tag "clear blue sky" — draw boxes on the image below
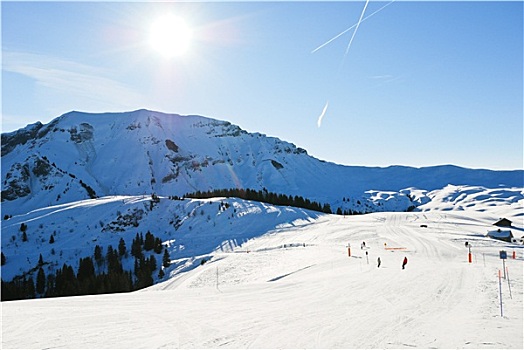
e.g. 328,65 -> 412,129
2,1 -> 523,170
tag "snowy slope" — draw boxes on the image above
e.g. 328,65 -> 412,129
2,109 -> 523,217
2,199 -> 523,349
0,195 -> 321,282
2,185 -> 521,284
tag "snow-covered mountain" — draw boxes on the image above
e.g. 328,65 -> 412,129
2,109 -> 522,217
1,109 -> 523,297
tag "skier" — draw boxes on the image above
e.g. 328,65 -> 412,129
402,256 -> 408,269
377,257 -> 381,268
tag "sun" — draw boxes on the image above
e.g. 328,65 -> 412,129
149,15 -> 192,58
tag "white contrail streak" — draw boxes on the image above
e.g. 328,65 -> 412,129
312,1 -> 394,128
343,0 -> 370,61
317,101 -> 329,128
311,0 -> 395,54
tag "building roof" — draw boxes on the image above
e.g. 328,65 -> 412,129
493,218 -> 512,227
487,229 -> 513,239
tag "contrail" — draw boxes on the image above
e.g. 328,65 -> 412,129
312,0 -> 394,128
317,101 -> 329,128
342,0 -> 370,62
311,0 -> 395,54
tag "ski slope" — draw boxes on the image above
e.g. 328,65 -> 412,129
2,208 -> 523,349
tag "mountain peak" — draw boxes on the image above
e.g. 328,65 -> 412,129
1,110 -> 522,217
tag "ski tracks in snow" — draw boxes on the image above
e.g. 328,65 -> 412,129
2,211 -> 522,349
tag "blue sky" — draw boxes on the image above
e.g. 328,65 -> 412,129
2,1 -> 523,170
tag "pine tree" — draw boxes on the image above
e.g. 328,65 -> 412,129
77,257 -> 95,282
55,263 -> 77,296
77,257 -> 96,294
106,245 -> 122,275
1,252 -> 6,266
149,255 -> 157,272
36,267 -> 46,295
94,245 -> 103,269
153,238 -> 163,254
49,234 -> 55,244
134,258 -> 140,277
106,245 -> 115,262
24,277 -> 36,299
144,231 -> 154,251
22,231 -> 28,242
162,248 -> 171,268
118,238 -> 127,257
131,233 -> 143,258
45,273 -> 56,297
134,262 -> 153,290
38,254 -> 44,266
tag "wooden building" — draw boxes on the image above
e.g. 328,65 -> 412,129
493,218 -> 512,227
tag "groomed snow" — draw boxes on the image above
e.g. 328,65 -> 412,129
2,207 -> 522,349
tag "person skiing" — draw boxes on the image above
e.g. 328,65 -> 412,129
377,257 -> 381,268
402,256 -> 408,269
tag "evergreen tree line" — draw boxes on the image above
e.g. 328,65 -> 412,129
335,207 -> 363,216
185,188 -> 335,214
1,232 -> 171,301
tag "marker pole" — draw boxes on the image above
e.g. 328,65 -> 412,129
506,267 -> 512,299
216,266 -> 220,292
498,270 -> 503,317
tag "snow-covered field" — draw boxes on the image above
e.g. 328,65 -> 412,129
2,205 -> 523,349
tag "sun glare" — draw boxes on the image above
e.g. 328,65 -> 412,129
149,15 -> 192,58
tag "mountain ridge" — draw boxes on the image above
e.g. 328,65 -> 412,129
2,109 -> 523,217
